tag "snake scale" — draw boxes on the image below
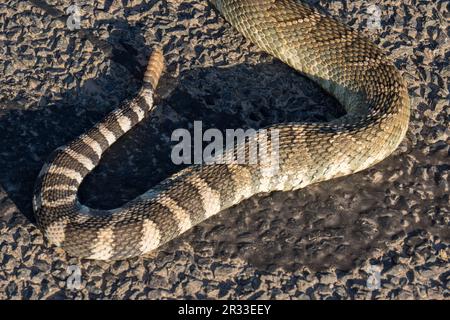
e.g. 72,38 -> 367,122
33,0 -> 410,260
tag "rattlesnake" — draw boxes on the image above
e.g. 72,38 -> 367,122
33,0 -> 410,260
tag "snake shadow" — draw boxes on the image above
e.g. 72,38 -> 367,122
0,15 -> 431,273
0,17 -> 150,219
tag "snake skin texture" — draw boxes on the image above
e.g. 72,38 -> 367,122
33,0 -> 410,260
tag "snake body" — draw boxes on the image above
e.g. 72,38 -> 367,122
33,0 -> 410,260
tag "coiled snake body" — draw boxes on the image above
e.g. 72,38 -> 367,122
33,0 -> 410,260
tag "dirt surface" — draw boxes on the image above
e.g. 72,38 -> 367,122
0,0 -> 448,299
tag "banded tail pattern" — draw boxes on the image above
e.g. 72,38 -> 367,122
33,49 -> 166,259
33,0 -> 409,260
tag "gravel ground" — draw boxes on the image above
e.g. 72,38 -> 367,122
0,0 -> 449,299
